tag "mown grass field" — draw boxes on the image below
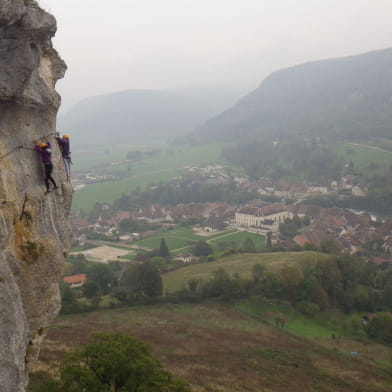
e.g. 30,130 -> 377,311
162,251 -> 329,292
239,300 -> 349,339
334,142 -> 392,176
238,299 -> 392,370
36,302 -> 392,392
72,142 -> 232,212
132,227 -> 265,254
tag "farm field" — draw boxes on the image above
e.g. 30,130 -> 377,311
334,142 -> 392,176
132,227 -> 265,254
35,303 -> 392,392
162,251 -> 329,292
71,142 -> 232,212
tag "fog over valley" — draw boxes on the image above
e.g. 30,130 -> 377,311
2,1 -> 392,391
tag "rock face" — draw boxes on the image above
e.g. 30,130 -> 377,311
0,1 -> 71,391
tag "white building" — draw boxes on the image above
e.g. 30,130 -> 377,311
235,203 -> 292,233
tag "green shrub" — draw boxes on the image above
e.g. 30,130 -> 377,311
296,301 -> 320,316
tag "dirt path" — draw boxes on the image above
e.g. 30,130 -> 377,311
206,230 -> 241,243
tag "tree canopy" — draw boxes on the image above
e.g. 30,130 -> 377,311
159,238 -> 170,258
193,240 -> 213,257
28,333 -> 190,392
121,261 -> 163,297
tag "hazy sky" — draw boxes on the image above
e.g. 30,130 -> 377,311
41,0 -> 392,111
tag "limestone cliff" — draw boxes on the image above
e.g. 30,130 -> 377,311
0,1 -> 71,391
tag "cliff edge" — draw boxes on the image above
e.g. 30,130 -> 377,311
0,1 -> 71,391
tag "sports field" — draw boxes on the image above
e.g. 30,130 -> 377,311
132,227 -> 265,254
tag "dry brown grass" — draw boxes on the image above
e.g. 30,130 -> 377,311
36,303 -> 392,392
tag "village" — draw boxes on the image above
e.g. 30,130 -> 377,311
69,164 -> 392,266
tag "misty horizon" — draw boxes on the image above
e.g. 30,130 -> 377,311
42,0 -> 392,111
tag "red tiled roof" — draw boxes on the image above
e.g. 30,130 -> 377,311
63,274 -> 87,284
372,257 -> 391,265
71,218 -> 89,229
294,234 -> 310,247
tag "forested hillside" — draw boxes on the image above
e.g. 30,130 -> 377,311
192,48 -> 392,143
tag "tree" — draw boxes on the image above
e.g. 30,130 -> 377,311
58,333 -> 190,392
193,240 -> 213,257
242,238 -> 256,253
309,284 -> 329,310
27,372 -> 60,392
82,281 -> 102,307
139,261 -> 163,297
86,263 -> 115,295
266,232 -> 272,248
60,284 -> 82,314
159,238 -> 170,258
316,259 -> 343,305
383,284 -> 392,309
188,278 -> 199,293
252,263 -> 266,285
365,313 -> 392,343
319,239 -> 340,254
278,267 -> 304,301
121,262 -> 163,297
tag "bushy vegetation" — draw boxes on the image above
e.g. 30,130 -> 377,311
279,215 -> 310,237
113,182 -> 258,211
28,333 -> 190,392
305,192 -> 392,215
221,139 -> 343,182
168,254 -> 392,320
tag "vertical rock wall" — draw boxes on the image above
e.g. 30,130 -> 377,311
0,1 -> 71,391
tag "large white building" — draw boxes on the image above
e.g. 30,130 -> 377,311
235,202 -> 292,233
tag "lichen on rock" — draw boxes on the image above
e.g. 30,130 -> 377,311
0,1 -> 71,391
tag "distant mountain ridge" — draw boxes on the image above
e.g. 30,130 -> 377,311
58,89 -> 219,147
192,48 -> 392,143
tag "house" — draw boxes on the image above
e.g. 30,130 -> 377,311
235,201 -> 292,233
371,256 -> 391,265
136,205 -> 173,223
293,229 -> 330,248
273,181 -> 293,198
174,254 -> 193,263
382,236 -> 392,253
71,218 -> 89,231
341,175 -> 356,190
63,274 -> 87,288
352,185 -> 368,197
308,186 -> 329,195
293,234 -> 310,247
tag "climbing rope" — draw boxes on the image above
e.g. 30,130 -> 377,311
0,132 -> 56,160
0,145 -> 24,160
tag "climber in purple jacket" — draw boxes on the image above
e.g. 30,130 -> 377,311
35,139 -> 58,193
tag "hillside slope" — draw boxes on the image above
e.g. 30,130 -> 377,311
192,48 -> 392,143
58,90 -> 216,147
36,303 -> 392,392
